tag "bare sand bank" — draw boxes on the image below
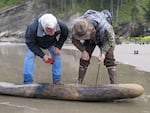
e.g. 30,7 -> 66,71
63,43 -> 150,72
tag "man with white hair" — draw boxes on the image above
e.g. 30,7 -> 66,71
23,13 -> 69,85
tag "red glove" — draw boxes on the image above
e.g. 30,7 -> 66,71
48,58 -> 55,64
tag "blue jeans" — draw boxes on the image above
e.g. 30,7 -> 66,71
23,46 -> 62,84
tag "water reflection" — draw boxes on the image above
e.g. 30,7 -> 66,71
0,43 -> 150,113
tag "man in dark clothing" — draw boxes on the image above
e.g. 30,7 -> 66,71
23,13 -> 69,85
72,9 -> 117,84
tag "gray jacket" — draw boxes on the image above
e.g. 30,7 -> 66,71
81,9 -> 116,54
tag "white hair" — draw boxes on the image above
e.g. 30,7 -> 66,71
39,13 -> 57,29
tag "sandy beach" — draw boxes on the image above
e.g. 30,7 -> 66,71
0,42 -> 150,113
63,43 -> 150,72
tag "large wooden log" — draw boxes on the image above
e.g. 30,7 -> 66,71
0,82 -> 144,101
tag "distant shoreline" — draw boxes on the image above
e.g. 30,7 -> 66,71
0,42 -> 150,72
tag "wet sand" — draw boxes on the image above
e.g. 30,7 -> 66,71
63,43 -> 150,72
0,42 -> 150,113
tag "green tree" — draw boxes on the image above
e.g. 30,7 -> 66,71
146,0 -> 150,21
131,6 -> 139,23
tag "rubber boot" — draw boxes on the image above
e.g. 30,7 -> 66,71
77,66 -> 87,84
107,66 -> 117,84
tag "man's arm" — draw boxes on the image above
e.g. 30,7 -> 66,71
98,27 -> 116,63
25,23 -> 45,58
55,20 -> 69,49
100,28 -> 116,55
72,38 -> 86,52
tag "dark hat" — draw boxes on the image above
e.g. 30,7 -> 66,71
72,18 -> 94,40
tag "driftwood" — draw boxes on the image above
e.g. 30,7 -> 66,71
0,82 -> 144,102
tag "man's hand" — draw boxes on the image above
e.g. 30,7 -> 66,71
82,50 -> 89,61
54,47 -> 61,55
99,53 -> 105,63
47,58 -> 55,64
43,55 -> 54,64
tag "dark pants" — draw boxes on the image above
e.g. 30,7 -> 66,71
80,41 -> 116,68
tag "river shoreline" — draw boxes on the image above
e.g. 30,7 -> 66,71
0,42 -> 149,113
63,43 -> 150,73
0,42 -> 150,72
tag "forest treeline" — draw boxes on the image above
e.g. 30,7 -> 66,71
1,0 -> 150,24
0,0 -> 150,38
32,0 -> 150,38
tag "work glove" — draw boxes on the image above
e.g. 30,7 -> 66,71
47,58 -> 55,64
43,55 -> 55,64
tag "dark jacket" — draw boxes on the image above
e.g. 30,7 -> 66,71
25,14 -> 69,58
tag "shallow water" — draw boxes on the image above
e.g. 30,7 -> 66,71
0,43 -> 150,113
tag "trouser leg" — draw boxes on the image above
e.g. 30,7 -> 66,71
78,65 -> 87,84
78,41 -> 96,84
48,46 -> 62,84
104,47 -> 117,84
107,66 -> 117,84
23,48 -> 35,84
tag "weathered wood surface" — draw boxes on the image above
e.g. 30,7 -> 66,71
0,82 -> 144,101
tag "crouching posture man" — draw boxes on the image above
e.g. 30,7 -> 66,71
72,9 -> 117,84
23,13 -> 69,85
